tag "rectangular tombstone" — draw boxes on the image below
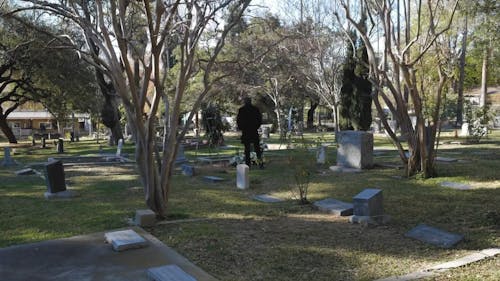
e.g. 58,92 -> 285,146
316,145 -> 326,164
147,264 -> 197,281
175,144 -> 187,164
56,138 -> 64,154
44,160 -> 67,193
116,139 -> 124,156
460,122 -> 470,136
236,164 -> 249,189
336,131 -> 373,169
353,188 -> 383,217
405,224 -> 464,248
135,209 -> 156,227
313,198 -> 353,216
104,229 -> 148,252
1,147 -> 16,166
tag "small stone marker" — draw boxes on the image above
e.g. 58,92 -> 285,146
313,198 -> 353,216
15,168 -> 35,176
1,147 -> 16,166
405,224 -> 464,248
44,160 -> 67,193
135,209 -> 156,227
440,181 -> 472,190
203,176 -> 224,183
236,164 -> 249,189
56,138 -> 64,154
253,194 -> 284,203
316,145 -> 326,164
147,264 -> 197,281
181,164 -> 195,177
351,188 -> 387,224
104,229 -> 148,252
116,138 -> 124,156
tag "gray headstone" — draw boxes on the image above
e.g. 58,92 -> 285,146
181,164 -> 195,177
56,138 -> 64,154
44,160 -> 67,193
175,144 -> 187,164
405,224 -> 464,248
353,188 -> 383,217
313,198 -> 353,216
316,145 -> 326,164
253,194 -> 284,203
1,147 -> 16,166
147,264 -> 197,281
203,176 -> 224,183
440,181 -> 472,190
41,137 -> 46,148
116,138 -> 124,156
236,164 -> 249,189
135,209 -> 156,227
336,131 -> 373,169
104,229 -> 148,252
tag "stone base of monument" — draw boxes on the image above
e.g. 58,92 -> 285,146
329,165 -> 362,173
44,189 -> 79,199
147,264 -> 197,281
104,229 -> 148,252
135,209 -> 157,227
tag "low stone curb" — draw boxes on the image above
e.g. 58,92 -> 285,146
375,248 -> 499,281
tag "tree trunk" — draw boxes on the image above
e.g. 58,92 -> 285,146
479,47 -> 489,108
307,101 -> 318,129
456,15 -> 467,126
0,116 -> 17,143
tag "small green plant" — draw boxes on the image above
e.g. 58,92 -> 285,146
464,102 -> 493,143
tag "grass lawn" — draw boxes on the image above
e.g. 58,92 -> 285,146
0,131 -> 499,281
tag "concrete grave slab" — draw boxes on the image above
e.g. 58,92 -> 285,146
405,224 -> 464,248
15,168 -> 36,176
104,229 -> 148,252
147,264 -> 197,281
203,176 -> 224,183
313,198 -> 353,216
253,194 -> 285,203
0,227 -> 217,281
435,157 -> 458,162
440,181 -> 472,190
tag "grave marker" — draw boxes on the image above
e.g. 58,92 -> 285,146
336,130 -> 373,169
405,224 -> 464,248
15,168 -> 35,176
44,160 -> 67,193
135,209 -> 156,227
350,188 -> 388,224
41,137 -> 46,148
175,144 -> 187,164
253,194 -> 284,203
1,147 -> 16,166
181,164 -> 195,177
116,139 -> 124,156
56,138 -> 64,154
236,164 -> 249,189
313,198 -> 353,216
147,264 -> 197,281
203,176 -> 224,183
316,145 -> 326,164
440,181 -> 472,190
104,229 -> 148,252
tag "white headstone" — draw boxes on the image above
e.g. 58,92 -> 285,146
316,145 -> 326,164
236,164 -> 249,189
116,139 -> 124,156
460,123 -> 470,136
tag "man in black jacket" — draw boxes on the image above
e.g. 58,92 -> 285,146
236,97 -> 263,168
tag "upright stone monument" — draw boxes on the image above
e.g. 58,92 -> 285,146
316,145 -> 326,165
116,138 -> 124,156
350,188 -> 387,224
236,164 -> 249,189
336,130 -> 373,169
1,147 -> 16,166
56,138 -> 64,154
45,160 -> 67,194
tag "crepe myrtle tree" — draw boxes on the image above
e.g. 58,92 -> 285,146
11,0 -> 250,218
337,0 -> 458,178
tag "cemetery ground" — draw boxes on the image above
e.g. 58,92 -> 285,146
0,131 -> 499,281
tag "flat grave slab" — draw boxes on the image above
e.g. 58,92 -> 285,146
15,168 -> 36,176
147,264 -> 197,281
104,229 -> 148,252
440,181 -> 472,190
203,176 -> 224,183
405,224 -> 464,248
44,190 -> 79,199
253,194 -> 285,203
313,198 -> 353,216
435,157 -> 458,162
329,166 -> 362,173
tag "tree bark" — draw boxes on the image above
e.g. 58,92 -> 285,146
307,100 -> 318,129
0,115 -> 17,143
